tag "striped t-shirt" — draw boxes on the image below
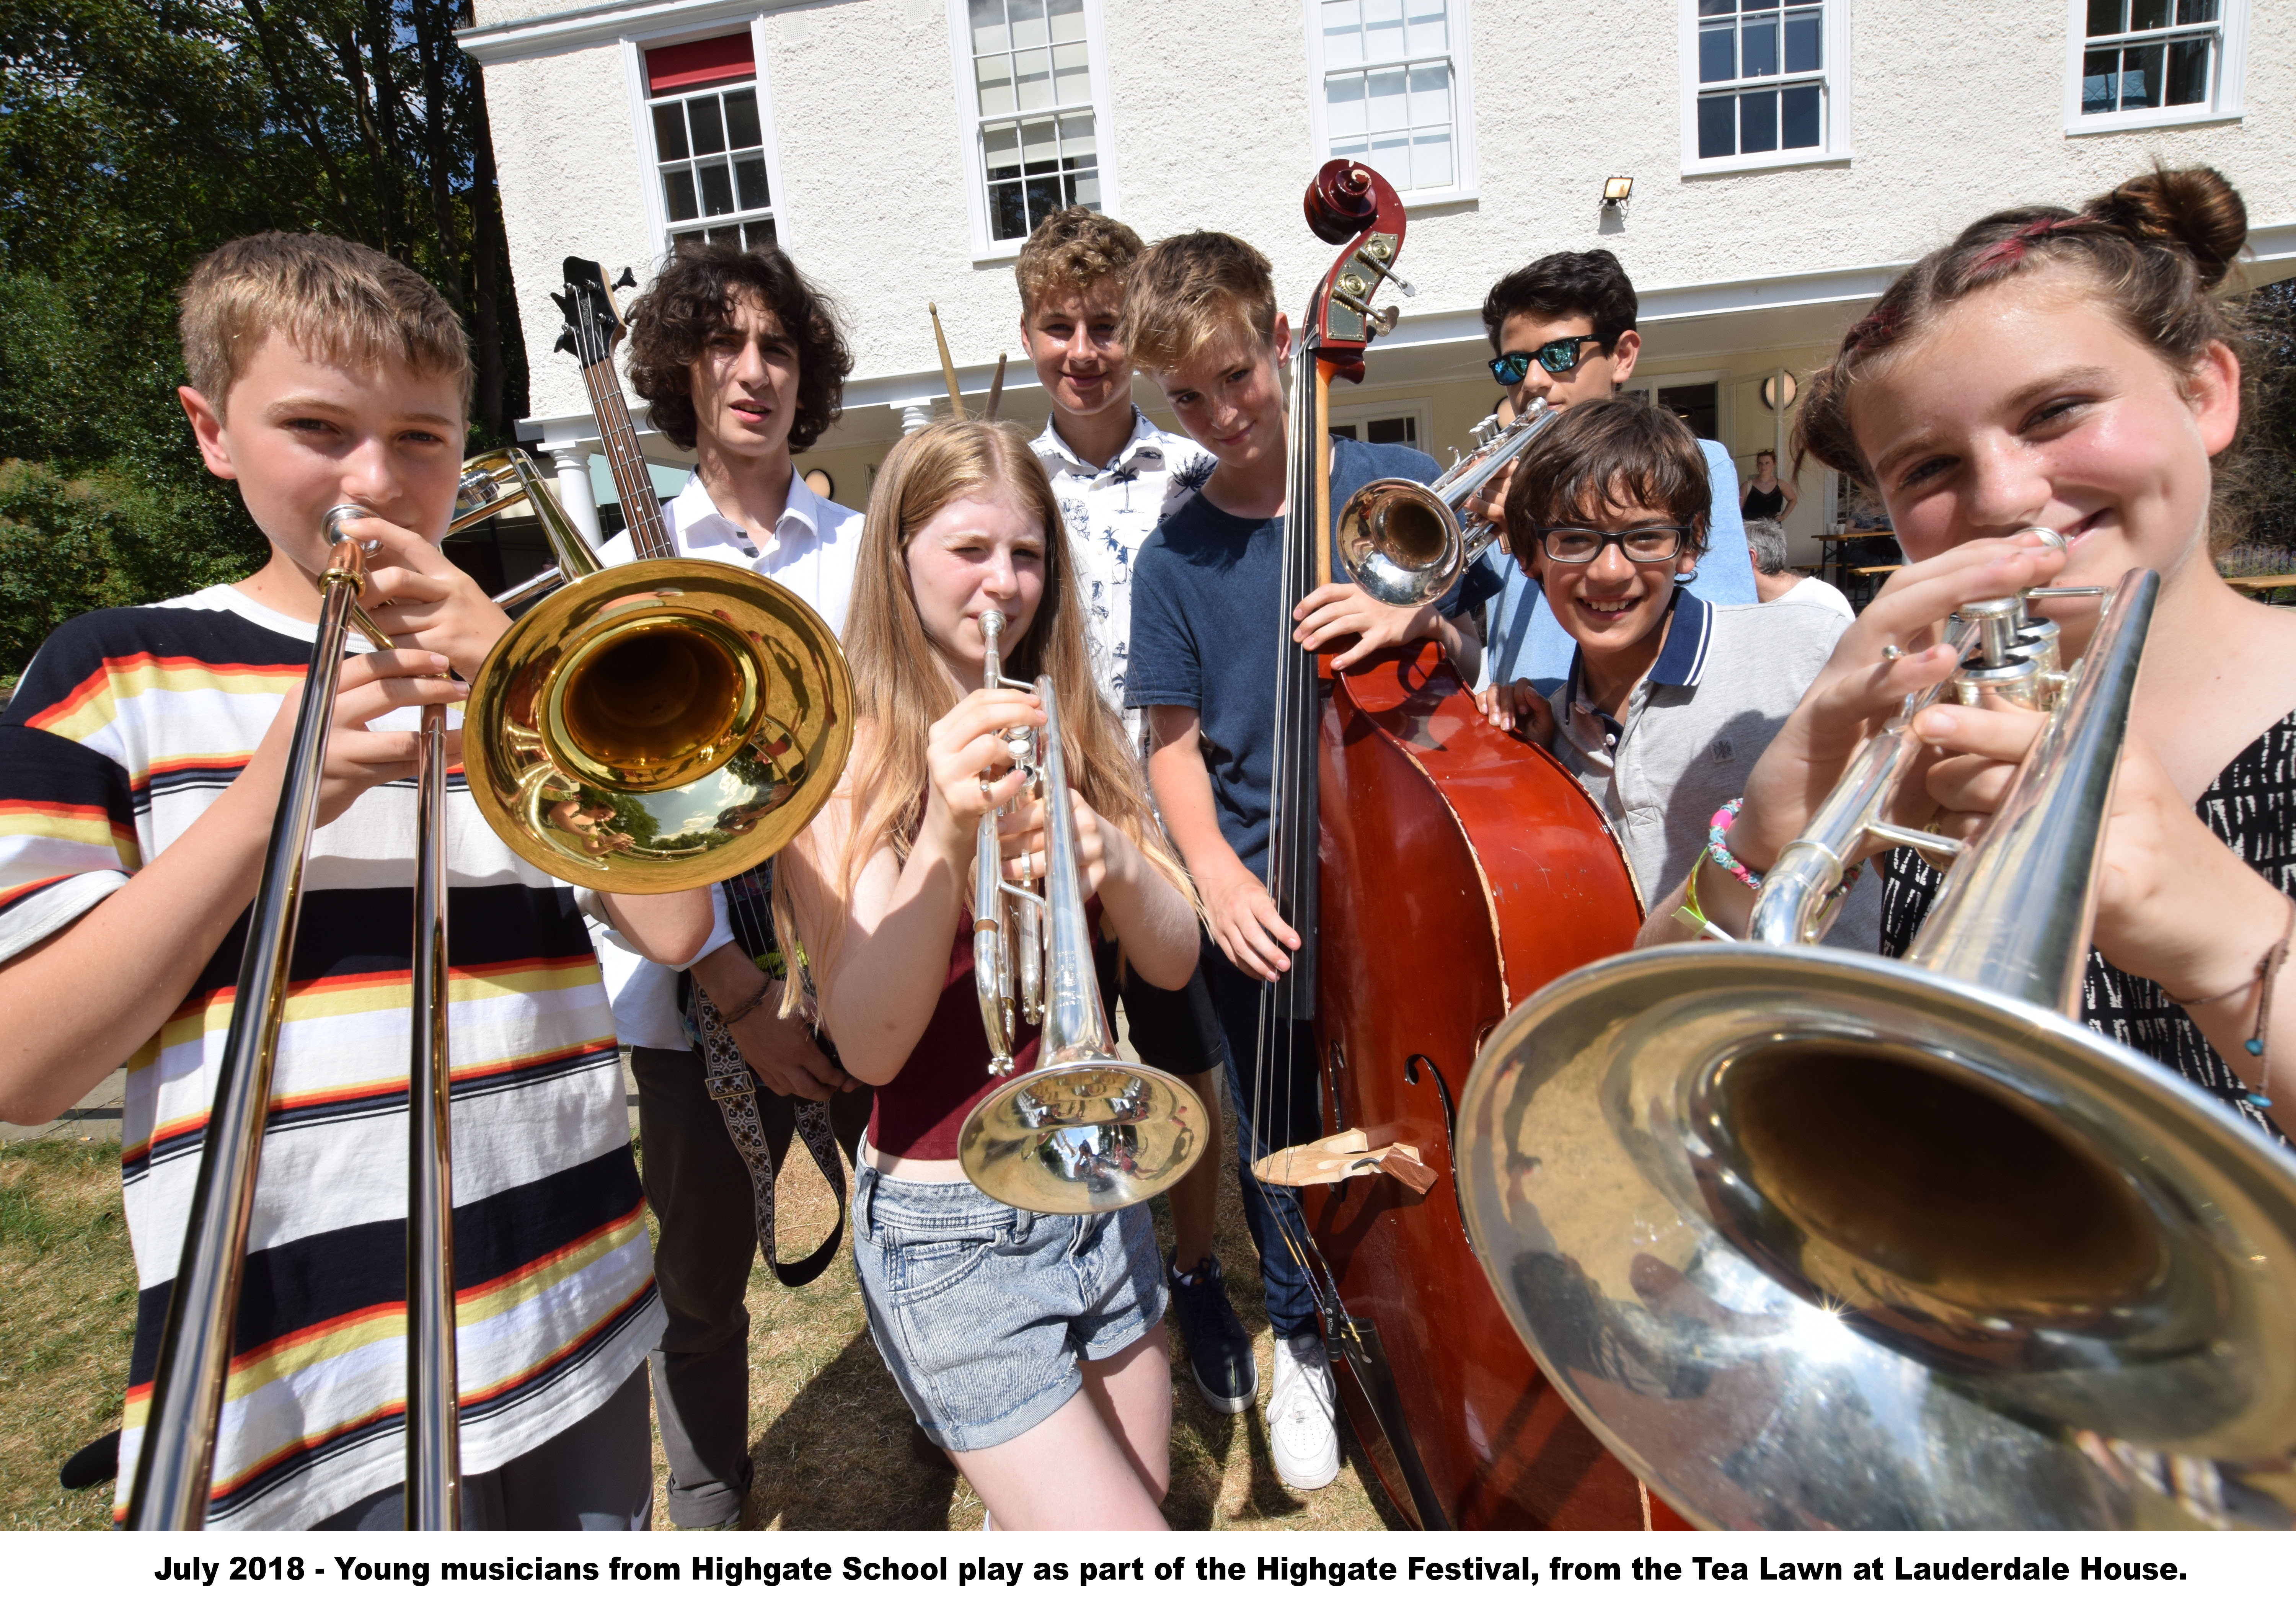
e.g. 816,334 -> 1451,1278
0,584 -> 663,1529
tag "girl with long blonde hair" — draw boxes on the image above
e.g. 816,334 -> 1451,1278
774,419 -> 1199,1528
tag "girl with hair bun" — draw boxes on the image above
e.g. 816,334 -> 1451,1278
1643,166 -> 2295,1144
771,418 -> 1200,1528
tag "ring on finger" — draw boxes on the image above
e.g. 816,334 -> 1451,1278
978,774 -> 994,801
1880,643 -> 1905,662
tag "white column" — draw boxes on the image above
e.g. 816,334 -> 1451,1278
547,444 -> 603,550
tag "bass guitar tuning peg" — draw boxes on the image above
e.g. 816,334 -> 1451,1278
613,268 -> 636,291
553,332 -> 575,354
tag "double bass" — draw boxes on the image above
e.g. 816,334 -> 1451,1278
1253,161 -> 1667,1530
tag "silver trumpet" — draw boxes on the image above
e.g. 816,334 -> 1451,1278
973,610 -> 1044,1070
958,620 -> 1207,1214
1335,400 -> 1557,607
1455,553 -> 2296,1529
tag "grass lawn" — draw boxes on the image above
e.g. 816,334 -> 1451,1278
0,1140 -> 139,1530
1,1108 -> 1399,1531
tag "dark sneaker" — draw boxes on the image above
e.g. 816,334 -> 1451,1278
1168,1254 -> 1257,1414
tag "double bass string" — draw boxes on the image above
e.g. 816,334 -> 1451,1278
1246,331 -> 1347,1331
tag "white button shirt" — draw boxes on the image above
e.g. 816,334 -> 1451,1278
589,468 -> 864,1048
1031,408 -> 1213,747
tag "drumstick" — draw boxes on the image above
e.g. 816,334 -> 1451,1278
984,353 -> 1008,421
928,302 -> 966,420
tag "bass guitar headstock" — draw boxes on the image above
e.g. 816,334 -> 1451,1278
551,257 -> 639,373
1299,161 -> 1414,384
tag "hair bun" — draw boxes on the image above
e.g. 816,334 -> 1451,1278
2089,166 -> 2247,289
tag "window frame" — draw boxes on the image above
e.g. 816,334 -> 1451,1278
1676,0 -> 1852,176
1327,396 -> 1436,451
945,0 -> 1122,265
622,17 -> 795,258
1300,0 -> 1480,209
2062,0 -> 2248,136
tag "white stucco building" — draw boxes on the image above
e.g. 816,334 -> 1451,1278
460,0 -> 2296,564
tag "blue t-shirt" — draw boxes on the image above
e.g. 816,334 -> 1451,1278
1126,435 -> 1443,881
1486,438 -> 1757,689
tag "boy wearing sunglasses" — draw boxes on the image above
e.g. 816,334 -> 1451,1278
1497,397 -> 1878,949
1474,249 -> 1756,698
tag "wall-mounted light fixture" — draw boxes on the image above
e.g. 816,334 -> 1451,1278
1761,372 -> 1799,411
1601,176 -> 1634,212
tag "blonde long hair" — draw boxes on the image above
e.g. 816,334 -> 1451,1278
775,418 -> 1192,1005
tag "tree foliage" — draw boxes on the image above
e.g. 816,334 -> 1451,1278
0,0 -> 525,676
2236,277 -> 2296,555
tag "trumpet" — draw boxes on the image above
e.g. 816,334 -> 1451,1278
1334,402 -> 1557,607
129,451 -> 854,1527
1454,549 -> 2296,1528
957,615 -> 1207,1215
974,610 -> 1044,1069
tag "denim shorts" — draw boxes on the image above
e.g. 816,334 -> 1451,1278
851,1165 -> 1168,1452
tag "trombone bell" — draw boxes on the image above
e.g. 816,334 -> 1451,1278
466,561 -> 851,894
448,447 -> 854,895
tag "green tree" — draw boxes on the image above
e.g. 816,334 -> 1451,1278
0,0 -> 526,677
2237,277 -> 2296,555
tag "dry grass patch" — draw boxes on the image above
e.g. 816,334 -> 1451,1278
0,1140 -> 135,1530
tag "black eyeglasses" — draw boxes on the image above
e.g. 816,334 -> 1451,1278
1535,524 -> 1691,564
1488,335 -> 1604,385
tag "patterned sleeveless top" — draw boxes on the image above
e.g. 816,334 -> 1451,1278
1879,708 -> 2296,1148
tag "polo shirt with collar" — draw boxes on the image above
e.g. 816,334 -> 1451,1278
1031,407 -> 1213,743
1544,587 -> 1880,951
589,467 -> 865,1047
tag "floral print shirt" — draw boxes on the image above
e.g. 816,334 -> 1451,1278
1031,408 -> 1213,750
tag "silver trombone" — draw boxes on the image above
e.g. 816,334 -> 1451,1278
128,508 -> 461,1530
958,614 -> 1207,1215
1334,401 -> 1557,607
1455,552 -> 2296,1528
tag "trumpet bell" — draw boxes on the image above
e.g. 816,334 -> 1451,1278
1456,941 -> 2296,1530
466,558 -> 852,894
1334,478 -> 1463,609
957,1055 -> 1207,1216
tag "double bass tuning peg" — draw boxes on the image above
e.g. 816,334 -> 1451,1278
613,268 -> 636,291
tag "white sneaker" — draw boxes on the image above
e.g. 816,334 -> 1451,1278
1267,1333 -> 1340,1490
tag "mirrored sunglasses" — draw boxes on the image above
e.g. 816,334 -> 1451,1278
1488,335 -> 1604,385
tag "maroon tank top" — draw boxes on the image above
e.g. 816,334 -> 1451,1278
864,898 -> 1101,1160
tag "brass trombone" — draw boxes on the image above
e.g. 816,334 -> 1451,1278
1455,555 -> 2296,1528
1334,401 -> 1556,607
957,612 -> 1207,1214
128,451 -> 852,1527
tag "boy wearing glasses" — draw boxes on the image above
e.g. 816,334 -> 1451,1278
1474,249 -> 1756,694
1496,398 -> 1877,949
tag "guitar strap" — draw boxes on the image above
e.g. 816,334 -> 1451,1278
687,862 -> 850,1289
693,986 -> 848,1289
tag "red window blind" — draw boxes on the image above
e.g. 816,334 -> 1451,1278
646,34 -> 755,95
